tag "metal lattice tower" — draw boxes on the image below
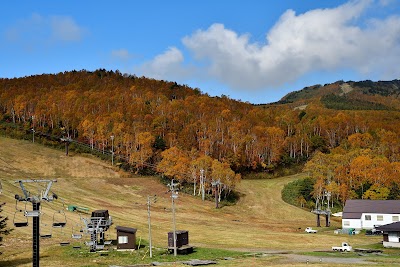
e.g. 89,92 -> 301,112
82,212 -> 112,252
14,179 -> 57,267
167,180 -> 179,256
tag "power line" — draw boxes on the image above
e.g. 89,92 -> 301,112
2,127 -> 196,180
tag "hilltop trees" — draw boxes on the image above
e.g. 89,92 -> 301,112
157,147 -> 240,204
1,71 -> 400,205
304,132 -> 400,207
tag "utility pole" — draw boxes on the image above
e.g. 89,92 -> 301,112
200,169 -> 205,201
167,180 -> 179,256
60,137 -> 72,156
32,115 -> 35,143
147,195 -> 157,258
110,135 -> 114,166
211,179 -> 221,209
15,179 -> 57,267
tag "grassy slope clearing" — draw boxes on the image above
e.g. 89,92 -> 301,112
0,136 -> 389,266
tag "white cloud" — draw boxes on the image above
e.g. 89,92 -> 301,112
4,13 -> 85,47
141,0 -> 400,92
111,49 -> 132,61
378,0 -> 394,6
137,47 -> 193,80
50,16 -> 84,42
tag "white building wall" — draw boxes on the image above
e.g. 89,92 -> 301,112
342,219 -> 361,229
383,241 -> 400,248
343,213 -> 400,230
388,232 -> 400,243
361,213 -> 400,229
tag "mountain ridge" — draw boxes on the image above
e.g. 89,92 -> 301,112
277,79 -> 400,110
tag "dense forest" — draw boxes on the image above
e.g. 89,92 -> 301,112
1,69 -> 400,206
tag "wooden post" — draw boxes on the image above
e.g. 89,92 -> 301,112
65,141 -> 69,156
325,214 -> 330,227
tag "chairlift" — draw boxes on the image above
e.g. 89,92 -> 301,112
41,233 -> 52,238
40,229 -> 52,239
40,211 -> 52,238
40,222 -> 53,238
13,210 -> 28,227
52,210 -> 67,228
71,225 -> 83,239
13,199 -> 28,227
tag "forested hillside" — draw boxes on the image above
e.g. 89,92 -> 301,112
1,70 -> 400,206
279,80 -> 400,110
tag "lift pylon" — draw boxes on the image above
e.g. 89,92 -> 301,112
14,179 -> 58,267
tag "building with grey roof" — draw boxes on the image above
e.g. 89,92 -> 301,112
342,200 -> 400,230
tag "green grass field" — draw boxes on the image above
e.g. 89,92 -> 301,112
0,136 -> 396,266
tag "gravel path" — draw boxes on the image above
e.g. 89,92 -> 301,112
276,253 -> 376,265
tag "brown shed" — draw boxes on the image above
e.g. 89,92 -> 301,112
116,226 -> 137,250
168,230 -> 189,248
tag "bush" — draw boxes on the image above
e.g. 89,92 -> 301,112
281,177 -> 315,207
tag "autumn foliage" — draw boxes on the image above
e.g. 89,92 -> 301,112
1,70 -> 400,203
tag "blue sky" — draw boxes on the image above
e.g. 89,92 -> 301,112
1,0 -> 399,104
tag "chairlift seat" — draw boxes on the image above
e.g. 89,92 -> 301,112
14,222 -> 28,227
96,244 -> 105,250
53,222 -> 66,228
40,234 -> 52,239
85,241 -> 94,246
72,234 -> 82,239
60,242 -> 70,246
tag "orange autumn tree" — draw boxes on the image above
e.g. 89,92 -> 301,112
129,131 -> 154,172
349,155 -> 373,198
157,146 -> 190,182
210,159 -> 241,203
190,155 -> 213,196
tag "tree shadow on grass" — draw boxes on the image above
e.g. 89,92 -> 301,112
0,255 -> 50,267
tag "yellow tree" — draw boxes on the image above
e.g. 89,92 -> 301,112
349,155 -> 373,198
190,155 -> 213,196
370,157 -> 391,187
157,147 -> 190,182
211,159 -> 240,204
129,132 -> 154,171
348,132 -> 373,149
265,126 -> 285,165
304,151 -> 338,207
378,129 -> 400,162
363,184 -> 390,200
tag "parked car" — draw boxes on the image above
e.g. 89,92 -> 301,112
332,242 -> 352,252
305,227 -> 317,233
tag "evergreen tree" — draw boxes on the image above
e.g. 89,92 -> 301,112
0,202 -> 12,254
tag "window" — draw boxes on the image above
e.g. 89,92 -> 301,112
365,215 -> 371,221
377,215 -> 383,221
118,235 -> 128,244
343,220 -> 350,226
393,216 -> 399,222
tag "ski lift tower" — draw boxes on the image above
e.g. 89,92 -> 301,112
14,179 -> 57,267
167,180 -> 179,256
311,190 -> 331,227
82,210 -> 113,252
